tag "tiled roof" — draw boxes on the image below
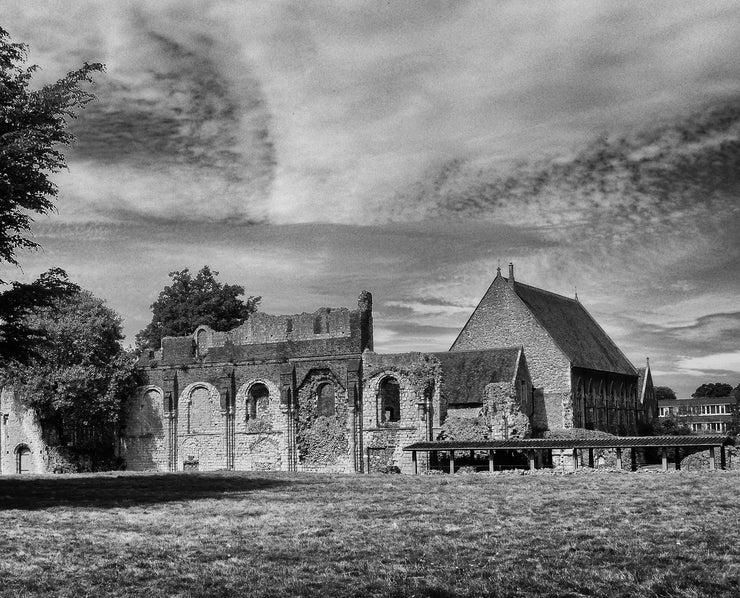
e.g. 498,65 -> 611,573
404,436 -> 734,451
511,280 -> 637,376
434,348 -> 521,405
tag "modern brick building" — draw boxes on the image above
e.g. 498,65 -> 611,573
659,395 -> 737,434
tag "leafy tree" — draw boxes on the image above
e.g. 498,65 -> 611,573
0,26 -> 103,361
651,417 -> 691,436
692,383 -> 734,398
654,386 -> 677,401
5,289 -> 138,452
136,266 -> 261,349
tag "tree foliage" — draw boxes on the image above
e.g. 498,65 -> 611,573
136,266 -> 261,349
5,290 -> 138,446
0,26 -> 103,361
692,383 -> 734,398
654,386 -> 677,401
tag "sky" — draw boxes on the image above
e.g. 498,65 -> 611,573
2,0 -> 740,398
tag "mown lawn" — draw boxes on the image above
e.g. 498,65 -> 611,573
0,470 -> 738,597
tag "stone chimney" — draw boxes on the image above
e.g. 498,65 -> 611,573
508,263 -> 515,288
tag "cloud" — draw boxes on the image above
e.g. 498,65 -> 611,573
676,351 -> 740,374
5,0 -> 740,227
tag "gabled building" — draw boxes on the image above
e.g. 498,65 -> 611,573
451,264 -> 646,434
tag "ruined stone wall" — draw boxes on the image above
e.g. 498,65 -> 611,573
0,387 -> 47,474
361,352 -> 441,474
124,354 -> 363,473
484,382 -> 532,440
120,386 -> 168,471
451,278 -> 571,430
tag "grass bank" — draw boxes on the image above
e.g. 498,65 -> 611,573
0,470 -> 738,597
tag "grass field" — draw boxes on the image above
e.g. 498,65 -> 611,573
0,470 -> 738,598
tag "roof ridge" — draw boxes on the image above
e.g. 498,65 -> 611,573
507,278 -> 579,303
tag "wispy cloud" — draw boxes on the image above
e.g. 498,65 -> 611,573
3,1 -> 740,398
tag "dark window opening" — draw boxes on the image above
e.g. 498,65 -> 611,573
286,317 -> 293,333
313,315 -> 322,334
316,382 -> 335,417
380,378 -> 400,423
248,383 -> 269,420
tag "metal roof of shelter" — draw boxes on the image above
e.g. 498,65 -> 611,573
403,436 -> 734,452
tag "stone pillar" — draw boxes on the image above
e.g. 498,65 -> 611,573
709,446 -> 716,470
280,364 -> 296,472
162,370 -> 179,472
346,359 -> 362,473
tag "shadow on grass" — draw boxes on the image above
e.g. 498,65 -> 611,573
0,472 -> 297,510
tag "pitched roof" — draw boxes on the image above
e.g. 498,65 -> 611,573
510,279 -> 637,376
434,348 -> 522,404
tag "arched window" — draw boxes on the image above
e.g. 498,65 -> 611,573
15,444 -> 31,474
196,329 -> 208,357
379,377 -> 400,423
316,383 -> 335,417
248,383 -> 269,420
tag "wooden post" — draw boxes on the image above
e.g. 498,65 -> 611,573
709,446 -> 716,470
366,448 -> 371,474
412,451 -> 418,475
661,447 -> 668,471
588,448 -> 594,468
470,450 -> 475,462
720,445 -> 726,470
449,451 -> 455,474
615,448 -> 623,470
488,450 -> 495,473
674,448 -> 680,471
630,448 -> 637,471
528,449 -> 536,471
572,448 -> 578,470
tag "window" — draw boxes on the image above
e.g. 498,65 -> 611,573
248,383 -> 269,420
379,377 -> 400,423
316,383 -> 335,417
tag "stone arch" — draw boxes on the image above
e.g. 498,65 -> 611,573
176,382 -> 226,471
126,386 -> 164,437
363,370 -> 415,427
14,443 -> 31,474
193,325 -> 212,357
235,378 -> 281,432
178,382 -> 221,436
295,369 -> 349,466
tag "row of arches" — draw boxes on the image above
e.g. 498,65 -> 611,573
573,377 -> 639,432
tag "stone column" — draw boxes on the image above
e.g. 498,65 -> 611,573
280,364 -> 296,472
346,359 -> 361,473
162,370 -> 178,472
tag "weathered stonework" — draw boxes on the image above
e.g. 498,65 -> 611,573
1,266 -> 656,475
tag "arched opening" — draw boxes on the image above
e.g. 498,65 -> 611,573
316,382 -> 335,417
15,444 -> 31,474
247,383 -> 270,420
379,377 -> 400,423
196,329 -> 208,357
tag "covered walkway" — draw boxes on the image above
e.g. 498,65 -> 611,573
403,436 -> 735,473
